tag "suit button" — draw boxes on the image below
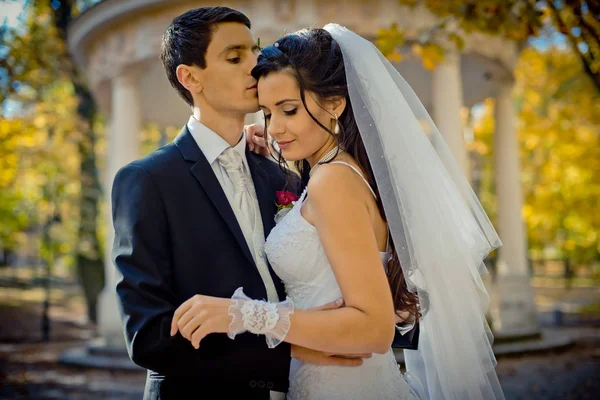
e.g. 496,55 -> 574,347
258,381 -> 266,388
267,382 -> 274,389
249,380 -> 257,388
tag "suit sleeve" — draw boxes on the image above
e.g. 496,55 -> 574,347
111,164 -> 291,384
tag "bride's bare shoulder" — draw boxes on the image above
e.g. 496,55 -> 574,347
306,162 -> 371,206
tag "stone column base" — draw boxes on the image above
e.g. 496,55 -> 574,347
489,274 -> 540,340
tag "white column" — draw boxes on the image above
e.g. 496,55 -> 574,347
490,78 -> 539,338
97,70 -> 142,349
432,49 -> 470,179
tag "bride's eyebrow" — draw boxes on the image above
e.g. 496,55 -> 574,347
274,99 -> 299,106
258,99 -> 299,109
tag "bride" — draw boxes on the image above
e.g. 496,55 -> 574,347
171,23 -> 505,400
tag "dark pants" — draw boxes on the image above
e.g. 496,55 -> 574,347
143,375 -> 272,399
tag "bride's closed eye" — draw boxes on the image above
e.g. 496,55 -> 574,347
263,109 -> 297,121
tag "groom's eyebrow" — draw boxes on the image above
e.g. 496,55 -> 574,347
220,44 -> 260,55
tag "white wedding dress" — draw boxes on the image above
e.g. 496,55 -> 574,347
264,163 -> 420,400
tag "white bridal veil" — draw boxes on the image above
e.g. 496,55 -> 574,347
324,23 -> 505,400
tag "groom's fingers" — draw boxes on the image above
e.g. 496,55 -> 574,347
253,134 -> 267,149
308,298 -> 344,311
244,124 -> 267,153
291,345 -> 364,367
325,355 -> 364,366
328,352 -> 372,359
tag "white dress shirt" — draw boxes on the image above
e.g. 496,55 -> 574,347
187,116 -> 250,203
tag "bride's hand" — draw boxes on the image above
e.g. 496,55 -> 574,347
244,123 -> 269,156
170,294 -> 233,349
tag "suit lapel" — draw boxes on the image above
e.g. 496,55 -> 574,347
246,152 -> 276,238
175,127 -> 256,267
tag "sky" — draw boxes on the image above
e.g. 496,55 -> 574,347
0,0 -> 27,30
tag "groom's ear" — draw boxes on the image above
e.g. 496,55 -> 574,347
176,64 -> 203,94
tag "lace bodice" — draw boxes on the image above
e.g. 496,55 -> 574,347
265,187 -> 388,310
264,170 -> 419,399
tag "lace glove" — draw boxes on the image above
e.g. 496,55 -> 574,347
227,287 -> 295,349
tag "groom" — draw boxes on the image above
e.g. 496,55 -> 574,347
111,6 -> 366,400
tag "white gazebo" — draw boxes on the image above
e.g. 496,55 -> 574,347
66,0 -> 539,361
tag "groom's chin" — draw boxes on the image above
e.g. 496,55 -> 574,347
242,102 -> 260,114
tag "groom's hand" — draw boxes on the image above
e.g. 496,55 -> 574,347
291,345 -> 371,367
244,124 -> 269,156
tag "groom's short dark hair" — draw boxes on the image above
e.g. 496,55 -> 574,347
160,7 -> 251,107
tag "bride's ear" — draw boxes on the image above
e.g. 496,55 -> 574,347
327,96 -> 346,118
176,64 -> 204,94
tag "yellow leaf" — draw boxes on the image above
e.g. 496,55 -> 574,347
388,49 -> 403,63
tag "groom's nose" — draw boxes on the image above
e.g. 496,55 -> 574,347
247,52 -> 258,73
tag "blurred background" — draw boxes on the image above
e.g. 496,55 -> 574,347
1,0 -> 598,399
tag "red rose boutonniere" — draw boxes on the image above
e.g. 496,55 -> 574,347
275,191 -> 299,224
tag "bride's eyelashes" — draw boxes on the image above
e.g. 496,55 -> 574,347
263,108 -> 297,121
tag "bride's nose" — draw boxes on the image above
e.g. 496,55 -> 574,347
267,114 -> 285,136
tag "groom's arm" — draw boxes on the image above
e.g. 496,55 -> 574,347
111,163 -> 291,384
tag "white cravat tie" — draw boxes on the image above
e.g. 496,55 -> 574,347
217,147 -> 279,302
218,148 -> 256,230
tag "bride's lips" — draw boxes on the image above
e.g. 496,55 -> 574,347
247,84 -> 257,91
276,140 -> 295,150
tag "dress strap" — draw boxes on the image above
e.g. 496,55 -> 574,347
329,161 -> 377,199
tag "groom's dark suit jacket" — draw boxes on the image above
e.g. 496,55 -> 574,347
111,127 -> 300,399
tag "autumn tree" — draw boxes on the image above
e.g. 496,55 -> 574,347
378,1 -> 600,91
471,46 -> 600,272
0,119 -> 36,265
0,1 -> 104,322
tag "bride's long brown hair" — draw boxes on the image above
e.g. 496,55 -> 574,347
252,28 -> 421,320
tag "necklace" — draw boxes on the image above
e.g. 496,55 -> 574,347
309,146 -> 340,177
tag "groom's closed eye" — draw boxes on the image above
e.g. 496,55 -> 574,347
221,44 -> 259,64
225,50 -> 242,64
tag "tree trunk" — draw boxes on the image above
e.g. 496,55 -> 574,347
548,1 -> 600,92
564,257 -> 573,290
52,0 -> 105,323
